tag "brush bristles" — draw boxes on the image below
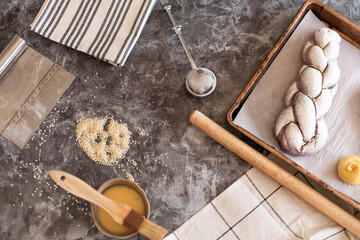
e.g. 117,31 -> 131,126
138,219 -> 167,240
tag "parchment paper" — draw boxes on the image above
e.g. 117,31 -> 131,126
234,11 -> 360,203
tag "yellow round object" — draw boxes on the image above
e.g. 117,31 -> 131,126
337,156 -> 360,185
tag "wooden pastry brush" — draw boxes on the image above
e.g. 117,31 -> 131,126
49,170 -> 167,240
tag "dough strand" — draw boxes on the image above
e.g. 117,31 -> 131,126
274,28 -> 341,156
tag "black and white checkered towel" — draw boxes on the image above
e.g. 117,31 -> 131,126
31,0 -> 156,66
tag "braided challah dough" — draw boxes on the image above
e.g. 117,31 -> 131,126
274,28 -> 341,156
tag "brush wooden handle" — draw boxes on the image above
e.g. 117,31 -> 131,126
49,170 -> 130,224
189,110 -> 360,238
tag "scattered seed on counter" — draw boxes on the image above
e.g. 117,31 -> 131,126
125,172 -> 134,181
130,160 -> 137,167
137,127 -> 146,136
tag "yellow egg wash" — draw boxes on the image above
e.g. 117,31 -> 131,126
97,185 -> 146,235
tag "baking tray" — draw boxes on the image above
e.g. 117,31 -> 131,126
227,0 -> 360,210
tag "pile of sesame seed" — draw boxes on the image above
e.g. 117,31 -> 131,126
76,117 -> 131,166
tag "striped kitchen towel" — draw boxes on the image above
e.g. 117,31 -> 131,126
30,0 -> 156,66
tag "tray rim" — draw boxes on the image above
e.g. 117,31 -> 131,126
227,0 -> 360,210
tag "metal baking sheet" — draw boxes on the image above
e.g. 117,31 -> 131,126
227,0 -> 360,210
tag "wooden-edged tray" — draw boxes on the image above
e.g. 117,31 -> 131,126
227,0 -> 360,210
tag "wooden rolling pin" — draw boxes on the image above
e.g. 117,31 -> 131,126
189,110 -> 360,238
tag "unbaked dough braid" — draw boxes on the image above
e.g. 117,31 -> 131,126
274,28 -> 341,156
